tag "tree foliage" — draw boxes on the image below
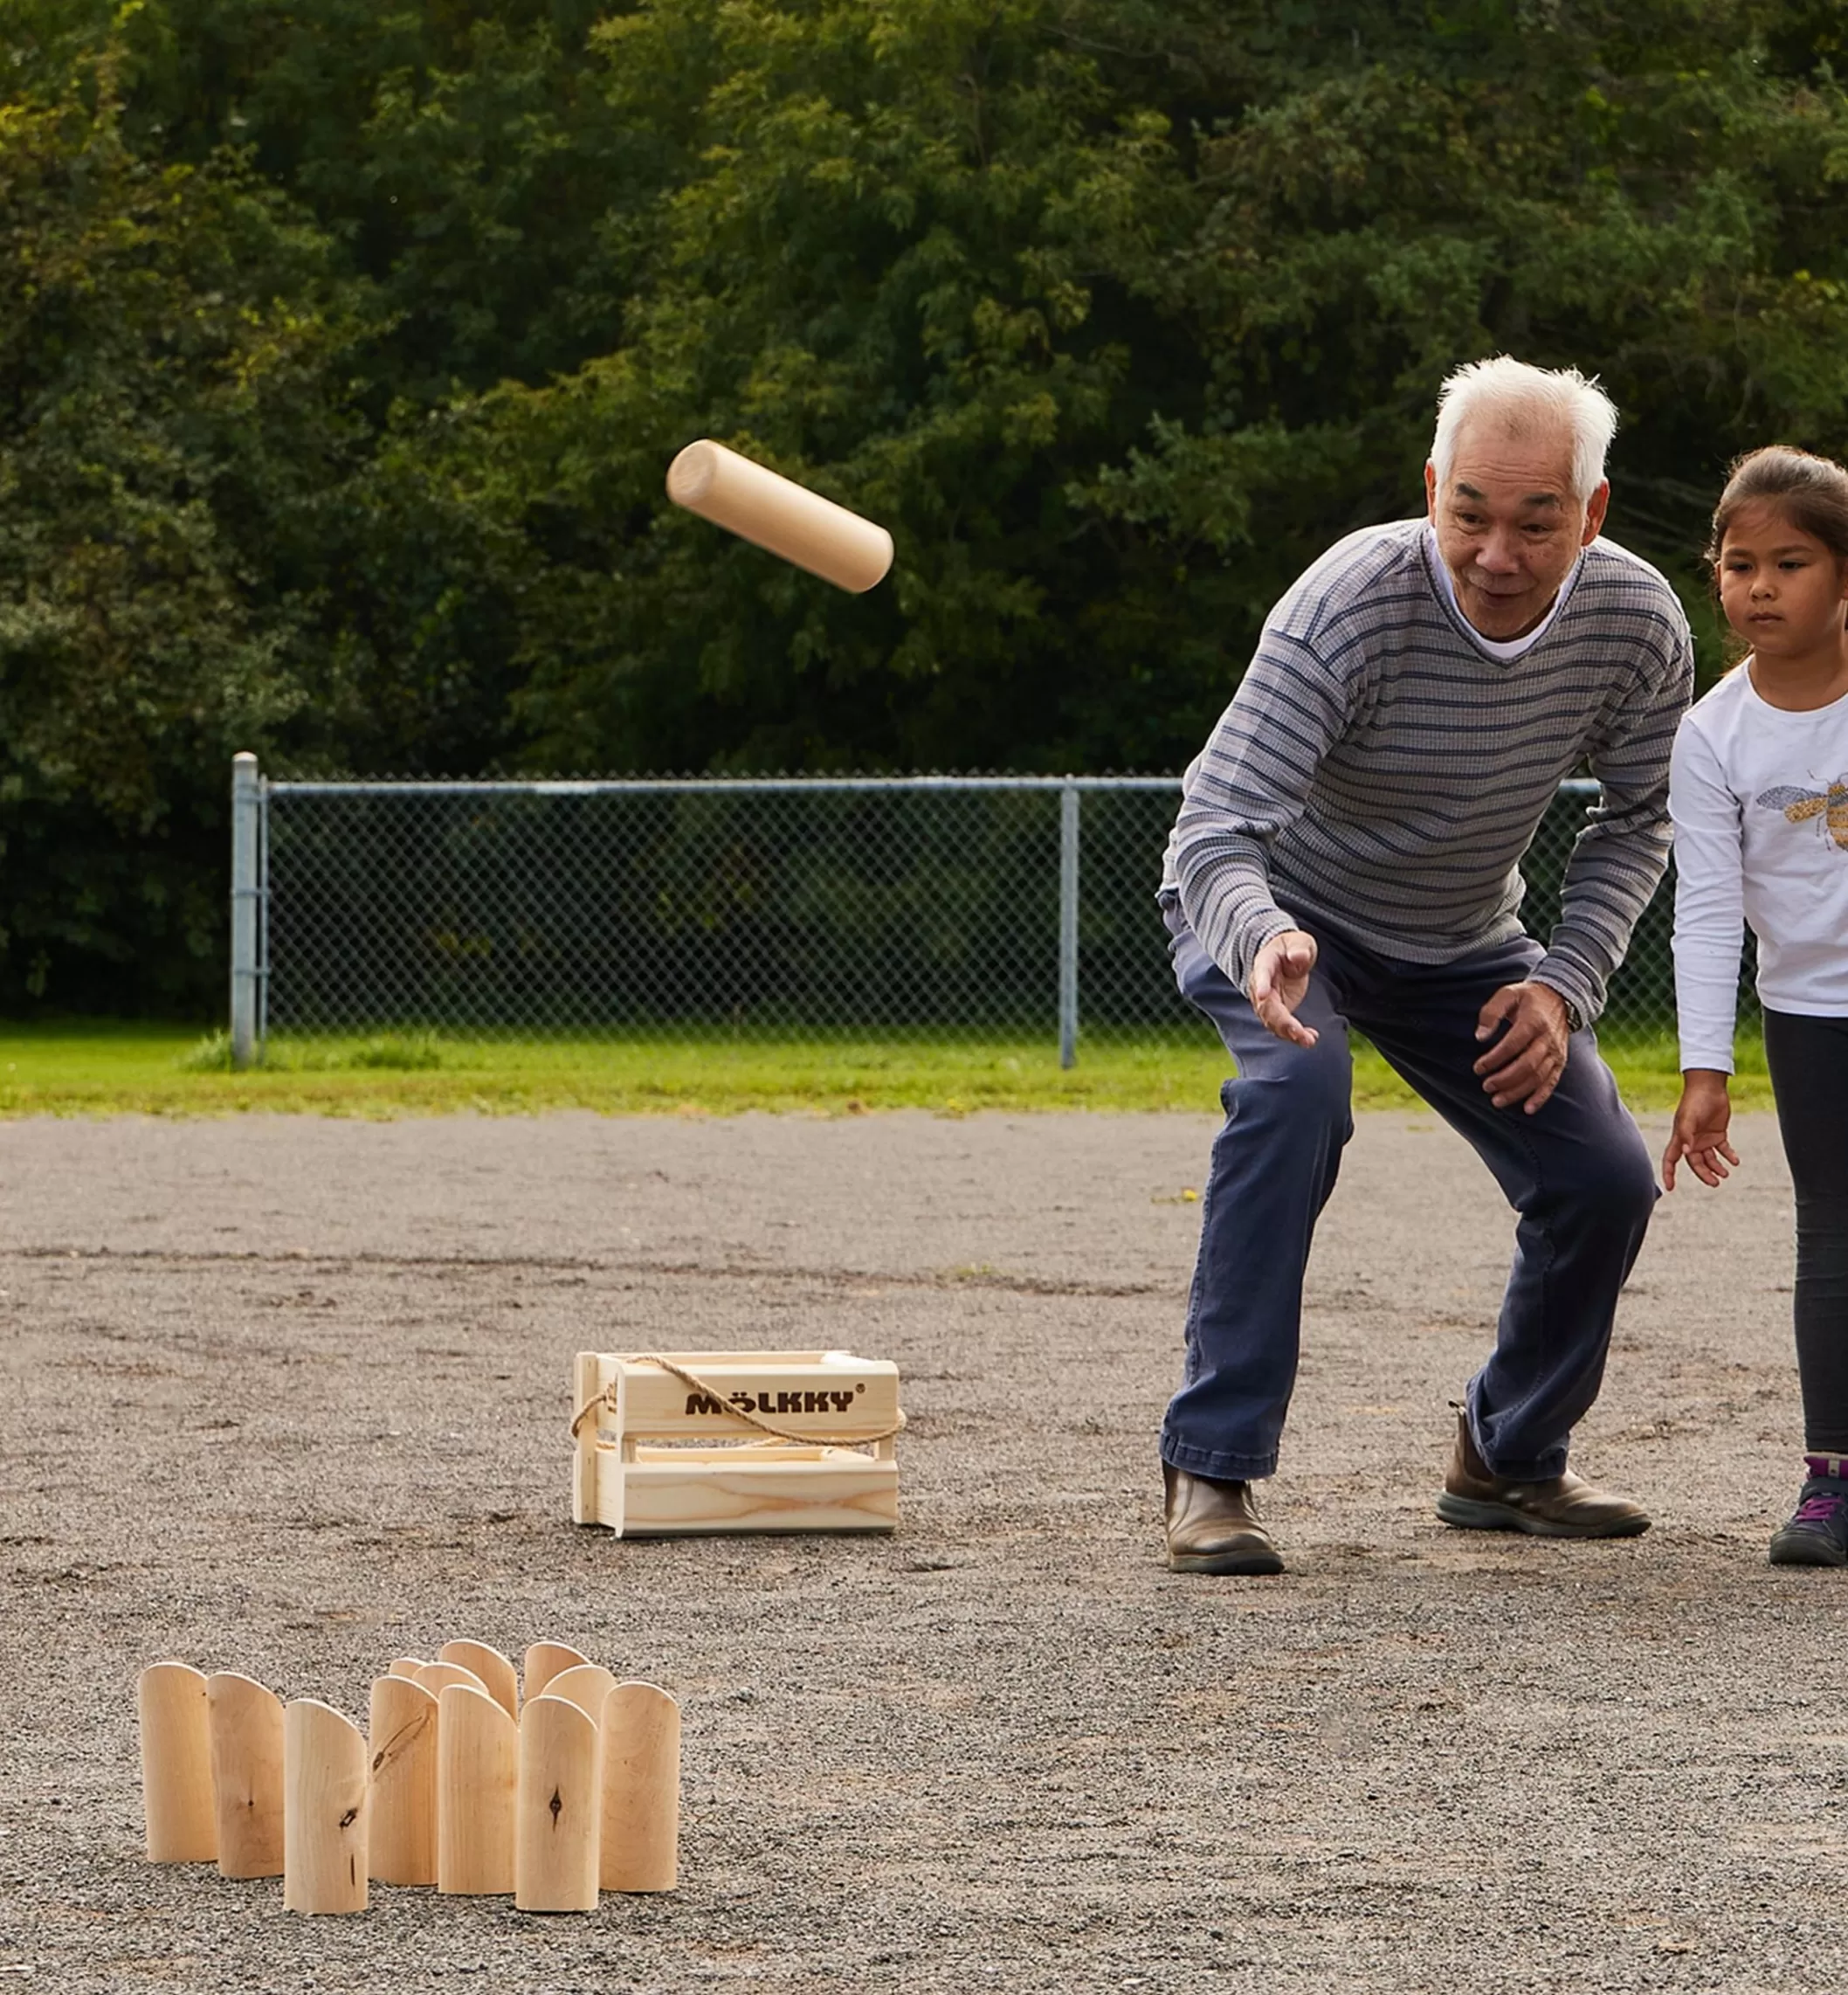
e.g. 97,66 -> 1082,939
3,0 -> 1847,1011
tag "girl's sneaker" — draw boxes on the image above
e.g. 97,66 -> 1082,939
1769,1456 -> 1848,1567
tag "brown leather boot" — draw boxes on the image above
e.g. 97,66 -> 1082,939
1163,1461 -> 1285,1575
1436,1408 -> 1650,1538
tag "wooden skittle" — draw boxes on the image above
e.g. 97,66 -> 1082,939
514,1695 -> 601,1913
369,1676 -> 438,1886
413,1660 -> 487,1702
205,1672 -> 284,1878
436,1683 -> 517,1895
541,1662 -> 617,1722
599,1681 -> 680,1893
139,1662 -> 216,1863
282,1700 -> 369,1914
522,1641 -> 590,1703
438,1639 -> 518,1720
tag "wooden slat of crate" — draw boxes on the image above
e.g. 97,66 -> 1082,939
617,1354 -> 900,1442
574,1352 -> 619,1527
620,1447 -> 898,1536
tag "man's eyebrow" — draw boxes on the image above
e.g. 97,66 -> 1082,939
1453,481 -> 1562,509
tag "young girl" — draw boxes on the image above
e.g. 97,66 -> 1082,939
1664,445 -> 1848,1565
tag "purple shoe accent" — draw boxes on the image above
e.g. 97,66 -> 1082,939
1771,1465 -> 1848,1565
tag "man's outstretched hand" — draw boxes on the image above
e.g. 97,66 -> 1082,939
1248,929 -> 1320,1047
1474,982 -> 1572,1112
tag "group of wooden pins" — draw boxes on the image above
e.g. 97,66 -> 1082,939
138,1639 -> 679,1914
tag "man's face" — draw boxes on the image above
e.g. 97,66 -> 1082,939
1424,425 -> 1610,641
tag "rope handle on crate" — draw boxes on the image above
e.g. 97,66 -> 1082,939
570,1352 -> 907,1447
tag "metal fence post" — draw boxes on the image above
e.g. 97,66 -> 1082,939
230,753 -> 259,1070
257,773 -> 270,1062
1058,781 -> 1079,1069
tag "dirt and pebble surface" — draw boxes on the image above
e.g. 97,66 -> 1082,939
0,1106 -> 1842,1992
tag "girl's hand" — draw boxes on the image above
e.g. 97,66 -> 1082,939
1661,1070 -> 1741,1191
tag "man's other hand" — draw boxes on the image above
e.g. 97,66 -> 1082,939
1247,930 -> 1320,1047
1473,981 -> 1571,1112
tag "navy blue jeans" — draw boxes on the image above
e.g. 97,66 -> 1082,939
1161,901 -> 1658,1482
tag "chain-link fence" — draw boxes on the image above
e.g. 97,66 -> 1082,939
230,765 -> 1748,1066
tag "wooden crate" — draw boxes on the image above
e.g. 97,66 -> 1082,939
572,1350 -> 901,1537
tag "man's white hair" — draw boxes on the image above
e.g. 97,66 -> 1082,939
1430,356 -> 1618,503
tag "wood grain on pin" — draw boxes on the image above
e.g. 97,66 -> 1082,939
522,1641 -> 590,1703
438,1639 -> 518,1720
437,1683 -> 517,1895
205,1672 -> 284,1879
368,1677 -> 438,1887
139,1662 -> 217,1863
386,1658 -> 424,1679
515,1695 -> 601,1914
665,440 -> 893,594
599,1681 -> 680,1893
282,1700 -> 369,1915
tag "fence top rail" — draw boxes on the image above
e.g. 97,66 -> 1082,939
264,774 -> 1189,797
261,773 -> 1604,797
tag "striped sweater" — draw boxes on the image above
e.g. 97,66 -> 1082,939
1162,519 -> 1693,1025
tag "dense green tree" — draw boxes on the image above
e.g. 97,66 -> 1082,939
3,0 -> 1847,1012
498,0 -> 1848,779
0,41 -> 369,1009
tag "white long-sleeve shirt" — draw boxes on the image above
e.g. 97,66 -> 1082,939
1669,666 -> 1848,1070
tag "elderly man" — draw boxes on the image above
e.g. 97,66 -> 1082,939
1159,356 -> 1693,1575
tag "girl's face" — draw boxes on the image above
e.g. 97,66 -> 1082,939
1717,499 -> 1848,658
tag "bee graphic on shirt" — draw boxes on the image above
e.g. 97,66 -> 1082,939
1754,777 -> 1848,850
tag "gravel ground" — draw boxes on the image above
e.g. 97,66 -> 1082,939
0,1106 -> 1839,1993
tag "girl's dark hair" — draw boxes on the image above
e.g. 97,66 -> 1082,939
1708,445 -> 1848,565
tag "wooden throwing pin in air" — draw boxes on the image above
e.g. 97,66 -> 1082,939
665,440 -> 893,593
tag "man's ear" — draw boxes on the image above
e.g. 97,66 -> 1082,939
1424,461 -> 1438,520
1582,480 -> 1610,545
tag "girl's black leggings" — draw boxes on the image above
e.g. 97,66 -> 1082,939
1763,1010 -> 1848,1455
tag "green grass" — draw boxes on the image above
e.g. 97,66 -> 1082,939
0,1019 -> 1773,1118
